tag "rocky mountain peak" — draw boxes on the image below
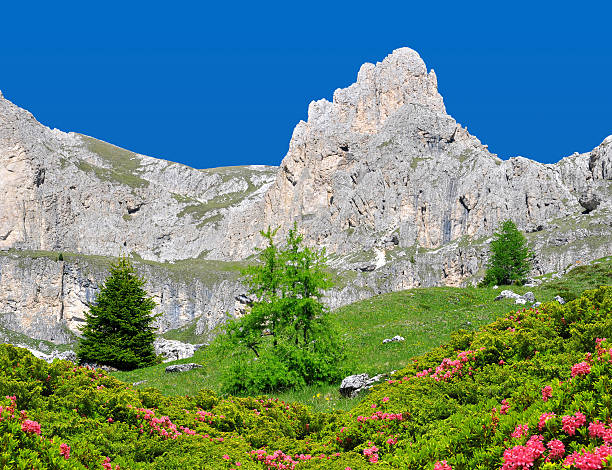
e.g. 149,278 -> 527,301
306,48 -> 444,136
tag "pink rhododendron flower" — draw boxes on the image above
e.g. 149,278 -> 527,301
511,424 -> 529,438
59,443 -> 70,459
500,399 -> 510,415
571,361 -> 591,377
562,412 -> 587,436
541,385 -> 552,402
21,419 -> 41,435
538,412 -> 556,430
589,420 -> 607,438
563,444 -> 612,469
434,460 -> 452,470
501,435 -> 544,469
546,439 -> 565,460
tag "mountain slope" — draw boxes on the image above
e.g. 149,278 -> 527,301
0,48 -> 610,344
0,93 -> 276,261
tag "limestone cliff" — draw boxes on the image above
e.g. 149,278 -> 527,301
219,48 -> 612,284
0,47 -> 610,345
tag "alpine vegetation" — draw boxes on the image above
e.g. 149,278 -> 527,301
481,220 -> 534,287
222,224 -> 346,394
78,256 -> 159,370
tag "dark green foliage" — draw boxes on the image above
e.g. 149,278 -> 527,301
481,219 -> 533,286
224,224 -> 346,394
2,286 -> 612,468
78,256 -> 159,370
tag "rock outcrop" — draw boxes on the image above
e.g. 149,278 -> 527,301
0,47 -> 610,345
0,251 -> 246,343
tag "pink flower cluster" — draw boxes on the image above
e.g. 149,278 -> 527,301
101,456 -> 120,470
430,349 -> 481,382
589,420 -> 612,442
541,385 -> 552,402
562,412 -> 587,436
511,424 -> 529,438
250,449 -> 342,468
387,348 -> 483,386
434,460 -> 452,470
500,399 -> 510,415
59,443 -> 70,459
21,419 -> 41,435
501,435 -> 544,470
363,445 -> 379,463
356,411 -> 404,423
546,439 -> 565,460
251,449 -> 298,469
571,361 -> 592,378
563,445 -> 612,469
133,407 -> 182,439
595,338 -> 612,362
538,412 -> 556,431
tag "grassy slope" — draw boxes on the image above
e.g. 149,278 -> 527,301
112,256 -> 612,411
2,265 -> 611,469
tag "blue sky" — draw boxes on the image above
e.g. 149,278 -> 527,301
0,2 -> 610,168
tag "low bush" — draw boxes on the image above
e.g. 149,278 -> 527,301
0,286 -> 610,468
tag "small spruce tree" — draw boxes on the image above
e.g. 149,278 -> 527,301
78,256 -> 159,370
481,219 -> 533,286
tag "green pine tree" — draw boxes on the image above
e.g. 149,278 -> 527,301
78,256 -> 159,370
224,223 -> 345,393
481,219 -> 533,286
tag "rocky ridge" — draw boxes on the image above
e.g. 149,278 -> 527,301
0,47 -> 610,345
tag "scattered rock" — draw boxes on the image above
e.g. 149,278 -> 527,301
382,335 -> 405,344
165,363 -> 202,373
235,294 -> 253,305
359,264 -> 376,272
579,194 -> 600,214
154,338 -> 204,363
523,292 -> 535,303
339,373 -> 370,397
18,345 -> 77,364
523,278 -> 542,287
494,290 -> 521,301
496,290 -> 536,305
133,380 -> 147,386
380,234 -> 399,247
554,295 -> 566,305
80,362 -> 119,372
492,285 -> 499,290
525,224 -> 545,233
339,372 -> 389,398
533,302 -> 542,308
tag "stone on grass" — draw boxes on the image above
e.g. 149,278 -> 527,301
339,372 -> 389,398
495,290 -> 521,301
154,338 -> 204,363
165,363 -> 202,373
523,292 -> 535,303
382,335 -> 405,344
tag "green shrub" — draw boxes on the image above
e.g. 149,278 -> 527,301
1,286 -> 611,468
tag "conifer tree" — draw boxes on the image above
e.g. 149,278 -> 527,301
78,256 -> 159,370
224,223 -> 344,393
481,219 -> 533,286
